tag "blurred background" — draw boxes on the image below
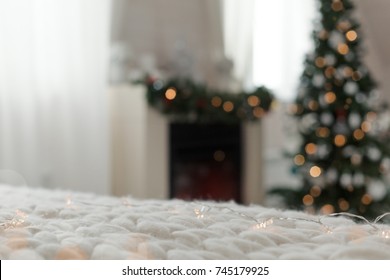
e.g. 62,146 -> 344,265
1,0 -> 390,209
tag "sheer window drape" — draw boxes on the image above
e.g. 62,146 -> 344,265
222,0 -> 316,100
222,0 -> 255,90
0,0 -> 111,193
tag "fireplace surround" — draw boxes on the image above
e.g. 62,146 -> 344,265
110,85 -> 264,204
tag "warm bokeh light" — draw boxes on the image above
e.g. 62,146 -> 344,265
352,71 -> 361,81
331,1 -> 344,12
211,96 -> 222,107
337,43 -> 349,55
165,87 -> 177,100
222,101 -> 234,112
337,20 -> 351,32
253,107 -> 264,118
316,127 -> 330,138
305,143 -> 317,155
361,121 -> 371,132
294,154 -> 305,166
346,30 -> 358,41
308,100 -> 319,111
320,204 -> 335,214
324,91 -> 336,104
289,104 -> 303,115
315,57 -> 326,68
325,66 -> 336,78
338,199 -> 350,211
310,166 -> 322,177
334,134 -> 346,147
353,129 -> 365,140
310,185 -> 322,197
361,194 -> 372,205
343,66 -> 353,77
247,95 -> 260,107
303,194 -> 314,206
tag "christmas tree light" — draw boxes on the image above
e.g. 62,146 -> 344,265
272,0 -> 390,218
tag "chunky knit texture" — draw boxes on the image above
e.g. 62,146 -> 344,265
1,184 -> 390,259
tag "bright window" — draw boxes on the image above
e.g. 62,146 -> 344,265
252,0 -> 316,101
223,0 -> 316,101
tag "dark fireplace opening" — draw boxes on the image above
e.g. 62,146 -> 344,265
169,123 -> 242,202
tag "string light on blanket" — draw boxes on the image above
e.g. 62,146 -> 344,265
191,203 -> 390,238
0,209 -> 28,230
66,196 -> 73,207
253,218 -> 274,230
2,196 -> 390,242
194,206 -> 208,219
381,230 -> 390,239
192,203 -> 335,233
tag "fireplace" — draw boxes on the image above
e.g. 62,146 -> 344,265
110,85 -> 264,204
169,123 -> 242,202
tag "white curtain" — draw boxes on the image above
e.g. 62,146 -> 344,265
0,0 -> 111,194
222,0 -> 316,100
222,0 -> 255,90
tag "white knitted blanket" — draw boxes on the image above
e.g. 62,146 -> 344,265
1,184 -> 390,259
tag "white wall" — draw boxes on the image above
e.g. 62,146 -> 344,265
111,0 -> 223,85
354,0 -> 390,103
109,84 -> 168,199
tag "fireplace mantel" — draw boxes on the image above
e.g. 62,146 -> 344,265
109,84 -> 264,204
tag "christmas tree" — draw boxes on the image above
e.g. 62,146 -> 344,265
274,0 -> 390,217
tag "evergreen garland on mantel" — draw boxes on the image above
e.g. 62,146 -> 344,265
140,75 -> 274,123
